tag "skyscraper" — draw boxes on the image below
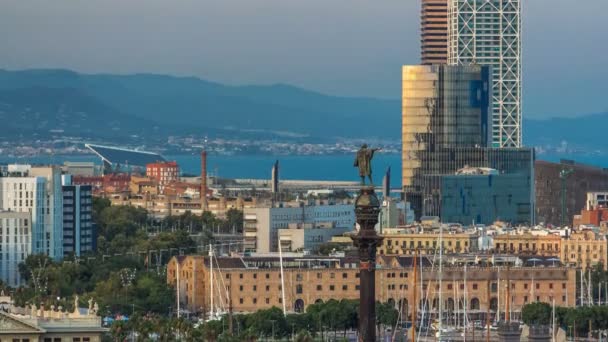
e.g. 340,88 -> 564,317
447,0 -> 522,148
421,0 -> 448,65
402,65 -> 534,221
62,175 -> 95,257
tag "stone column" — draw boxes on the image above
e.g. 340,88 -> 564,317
351,187 -> 383,342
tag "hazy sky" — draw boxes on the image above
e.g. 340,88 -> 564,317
0,0 -> 606,118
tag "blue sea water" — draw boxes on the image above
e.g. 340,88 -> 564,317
2,153 -> 607,189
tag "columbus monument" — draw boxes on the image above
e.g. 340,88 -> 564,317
352,144 -> 383,342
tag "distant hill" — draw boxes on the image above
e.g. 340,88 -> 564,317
523,113 -> 608,150
0,69 -> 604,152
0,69 -> 400,141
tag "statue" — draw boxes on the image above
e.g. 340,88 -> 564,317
93,302 -> 99,315
88,298 -> 93,314
73,295 -> 79,313
354,144 -> 380,185
30,303 -> 37,317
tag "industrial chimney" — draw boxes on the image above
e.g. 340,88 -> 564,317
201,150 -> 208,211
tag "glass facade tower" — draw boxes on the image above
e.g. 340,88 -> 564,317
448,0 -> 522,148
402,65 -> 534,222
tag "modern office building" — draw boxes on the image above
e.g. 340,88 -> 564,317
447,0 -> 522,148
243,202 -> 355,253
401,65 -> 534,220
441,166 -> 534,225
0,211 -> 31,287
0,165 -> 63,260
62,175 -> 95,257
421,0 -> 448,65
535,159 -> 608,226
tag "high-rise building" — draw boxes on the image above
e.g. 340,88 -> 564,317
402,65 -> 534,221
447,0 -> 522,148
0,211 -> 31,287
421,0 -> 448,65
0,165 -> 63,260
62,175 -> 95,257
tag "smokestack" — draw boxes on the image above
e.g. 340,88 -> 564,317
201,150 -> 208,211
383,166 -> 391,200
271,160 -> 279,194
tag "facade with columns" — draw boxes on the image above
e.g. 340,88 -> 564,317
0,293 -> 107,341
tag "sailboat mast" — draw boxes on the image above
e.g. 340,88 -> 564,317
588,268 -> 592,306
464,264 -> 467,342
278,234 -> 287,316
177,258 -> 180,318
209,244 -> 214,317
438,225 -> 443,339
412,249 -> 418,342
552,298 -> 556,342
497,267 -> 501,323
580,269 -> 584,306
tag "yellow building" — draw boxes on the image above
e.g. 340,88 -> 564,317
167,254 -> 576,318
493,233 -> 561,256
379,233 -> 477,255
561,230 -> 607,270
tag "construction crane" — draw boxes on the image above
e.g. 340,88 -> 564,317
560,168 -> 574,227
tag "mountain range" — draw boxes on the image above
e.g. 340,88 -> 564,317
0,69 -> 398,142
0,68 -> 605,151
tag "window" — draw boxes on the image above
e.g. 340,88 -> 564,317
296,284 -> 303,294
239,285 -> 243,291
562,295 -> 566,302
447,284 -> 453,290
296,273 -> 303,281
473,283 -> 478,290
253,298 -> 257,304
524,296 -> 528,303
253,285 -> 257,291
562,283 -> 566,289
253,273 -> 257,279
536,283 -> 540,290
73,339 -> 81,342
549,283 -> 553,289
524,283 -> 528,289
266,285 -> 270,291
491,283 -> 497,292
83,339 -> 90,342
225,274 -> 230,279
239,273 -> 243,279
240,298 -> 244,304
330,285 -> 335,291
266,273 -> 270,279
317,273 -> 322,279
330,273 -> 335,279
342,273 -> 348,279
317,285 -> 322,291
343,285 -> 348,291
266,298 -> 270,304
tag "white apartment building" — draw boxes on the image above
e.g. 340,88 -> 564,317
244,203 -> 355,253
0,211 -> 31,287
0,165 -> 63,260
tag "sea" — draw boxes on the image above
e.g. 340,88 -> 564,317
1,153 -> 607,189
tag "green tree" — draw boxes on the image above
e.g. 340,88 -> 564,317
522,302 -> 552,325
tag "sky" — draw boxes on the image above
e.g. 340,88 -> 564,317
0,0 -> 606,119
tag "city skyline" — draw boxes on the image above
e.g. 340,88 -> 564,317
0,0 -> 606,119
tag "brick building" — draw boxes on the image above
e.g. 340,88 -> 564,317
535,159 -> 608,226
167,254 -> 576,319
146,161 -> 179,192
